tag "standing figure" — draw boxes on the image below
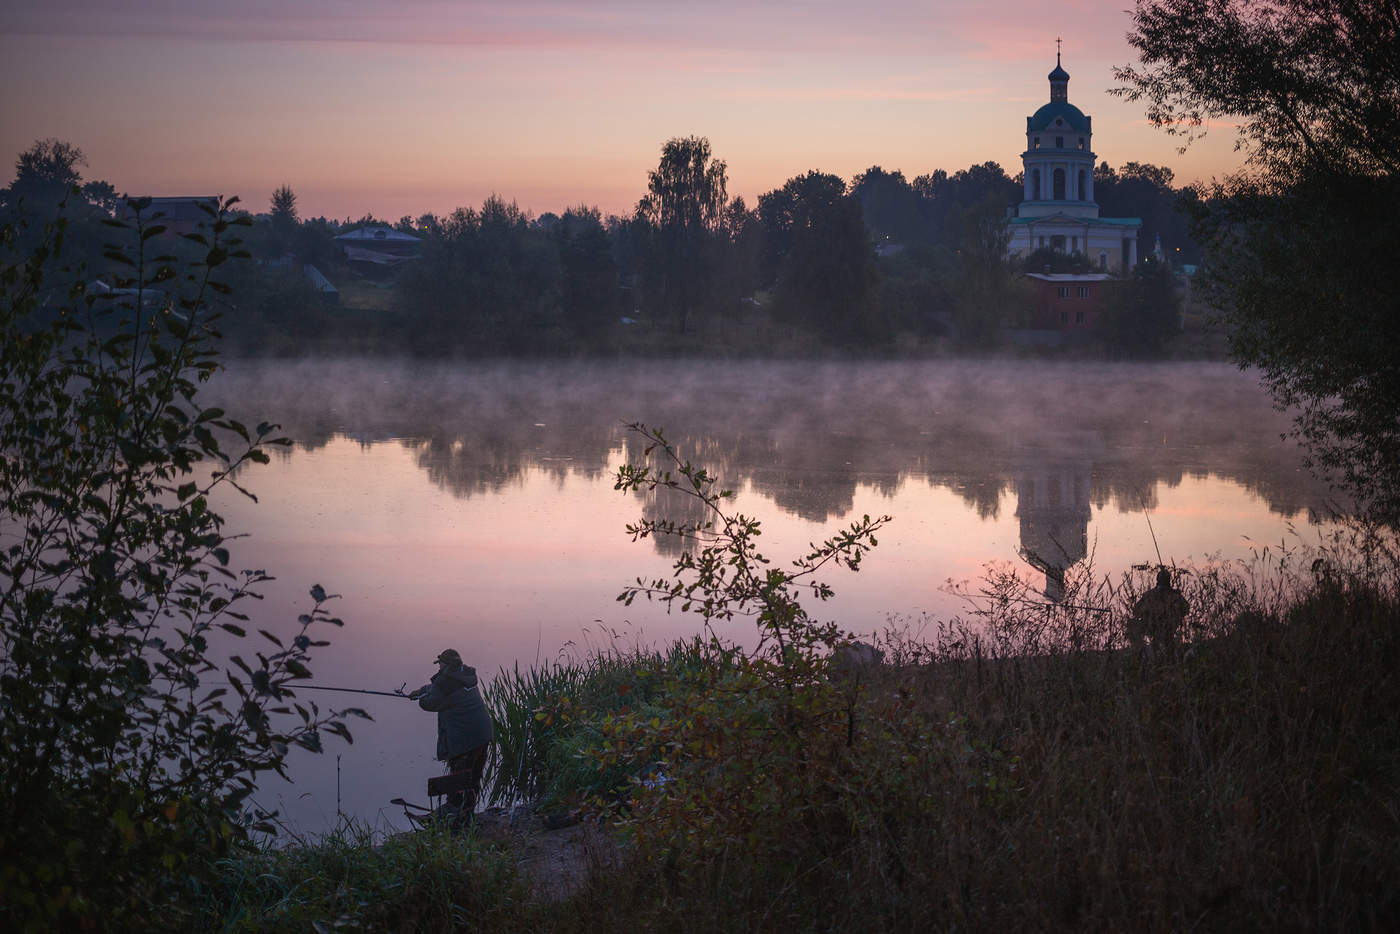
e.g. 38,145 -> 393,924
1128,568 -> 1190,655
412,648 -> 493,825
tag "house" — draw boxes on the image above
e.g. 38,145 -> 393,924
1024,272 -> 1114,330
334,226 -> 422,271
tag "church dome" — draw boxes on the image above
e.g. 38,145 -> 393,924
1028,100 -> 1089,133
1048,62 -> 1070,82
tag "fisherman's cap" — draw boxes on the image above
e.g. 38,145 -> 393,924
435,648 -> 462,666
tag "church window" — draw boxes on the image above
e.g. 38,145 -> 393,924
1077,286 -> 1090,298
1034,137 -> 1041,150
1039,236 -> 1047,248
1098,252 -> 1107,270
1053,168 -> 1066,200
1071,236 -> 1078,252
1032,168 -> 1042,199
1056,136 -> 1064,148
1078,138 -> 1085,149
1078,169 -> 1087,200
1051,235 -> 1066,252
1057,286 -> 1069,299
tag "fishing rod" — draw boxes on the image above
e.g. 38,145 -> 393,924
1137,490 -> 1165,568
294,683 -> 417,699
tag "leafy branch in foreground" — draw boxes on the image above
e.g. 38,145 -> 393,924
614,421 -> 889,662
0,195 -> 359,931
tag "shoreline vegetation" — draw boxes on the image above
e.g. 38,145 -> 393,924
202,526 -> 1400,932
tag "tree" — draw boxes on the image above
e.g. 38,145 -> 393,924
554,205 -> 619,342
850,165 -> 927,245
1105,255 -> 1180,356
396,194 -> 564,354
772,194 -> 882,343
1093,162 -> 1201,264
1115,0 -> 1400,521
270,185 -> 298,229
0,198 -> 357,928
913,161 -> 1020,249
756,171 -> 846,284
951,192 -> 1021,345
12,138 -> 85,189
635,136 -> 729,334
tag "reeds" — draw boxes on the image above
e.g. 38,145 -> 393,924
481,637 -> 709,807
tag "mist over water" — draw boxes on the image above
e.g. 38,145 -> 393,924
199,357 -> 1333,833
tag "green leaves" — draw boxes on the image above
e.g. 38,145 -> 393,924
0,191 -> 357,927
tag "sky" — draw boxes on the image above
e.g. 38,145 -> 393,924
0,0 -> 1246,221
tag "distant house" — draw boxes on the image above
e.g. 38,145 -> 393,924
121,197 -> 220,236
334,226 -> 422,271
1024,272 -> 1114,330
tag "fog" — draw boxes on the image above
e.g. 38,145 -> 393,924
206,356 -> 1333,529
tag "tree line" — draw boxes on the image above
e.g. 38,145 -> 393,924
1,136 -> 1197,357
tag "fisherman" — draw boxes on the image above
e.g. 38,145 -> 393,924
1128,567 -> 1190,656
411,649 -> 493,826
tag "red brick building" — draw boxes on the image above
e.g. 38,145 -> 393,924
1024,272 -> 1115,330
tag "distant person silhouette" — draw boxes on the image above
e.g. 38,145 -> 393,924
1129,568 -> 1189,656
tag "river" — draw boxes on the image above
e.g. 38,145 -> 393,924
200,357 -> 1334,834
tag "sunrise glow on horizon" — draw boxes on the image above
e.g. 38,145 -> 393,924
0,1 -> 1247,221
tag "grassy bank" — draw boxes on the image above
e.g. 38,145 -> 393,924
201,535 -> 1400,932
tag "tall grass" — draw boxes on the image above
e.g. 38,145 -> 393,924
481,637 -> 709,807
199,820 -> 530,932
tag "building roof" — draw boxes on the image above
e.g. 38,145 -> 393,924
1048,62 -> 1070,82
335,225 -> 421,243
1028,100 -> 1089,132
1025,273 -> 1115,283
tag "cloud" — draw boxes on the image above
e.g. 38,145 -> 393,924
0,0 -> 1134,63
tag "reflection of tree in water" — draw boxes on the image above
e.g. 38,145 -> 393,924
206,359 -> 1338,560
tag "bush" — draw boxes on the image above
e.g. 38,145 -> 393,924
0,197 -> 359,930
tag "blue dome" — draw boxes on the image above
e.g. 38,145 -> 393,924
1048,63 -> 1070,82
1029,101 -> 1089,133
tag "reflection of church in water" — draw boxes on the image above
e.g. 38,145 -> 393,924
1014,446 -> 1095,602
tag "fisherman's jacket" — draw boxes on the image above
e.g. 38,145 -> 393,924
418,665 -> 493,760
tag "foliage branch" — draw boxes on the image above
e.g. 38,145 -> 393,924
1115,0 -> 1400,521
0,195 -> 359,930
568,424 -> 894,859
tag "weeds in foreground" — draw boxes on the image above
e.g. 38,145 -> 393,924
201,820 -> 528,932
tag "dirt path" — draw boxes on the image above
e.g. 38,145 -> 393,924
474,807 -> 615,902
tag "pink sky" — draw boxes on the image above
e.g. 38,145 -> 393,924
0,0 -> 1245,220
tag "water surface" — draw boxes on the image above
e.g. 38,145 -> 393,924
202,358 -> 1332,833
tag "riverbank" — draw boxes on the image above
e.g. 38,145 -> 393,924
200,534 -> 1400,931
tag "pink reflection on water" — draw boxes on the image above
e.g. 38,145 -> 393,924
209,433 -> 1320,835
